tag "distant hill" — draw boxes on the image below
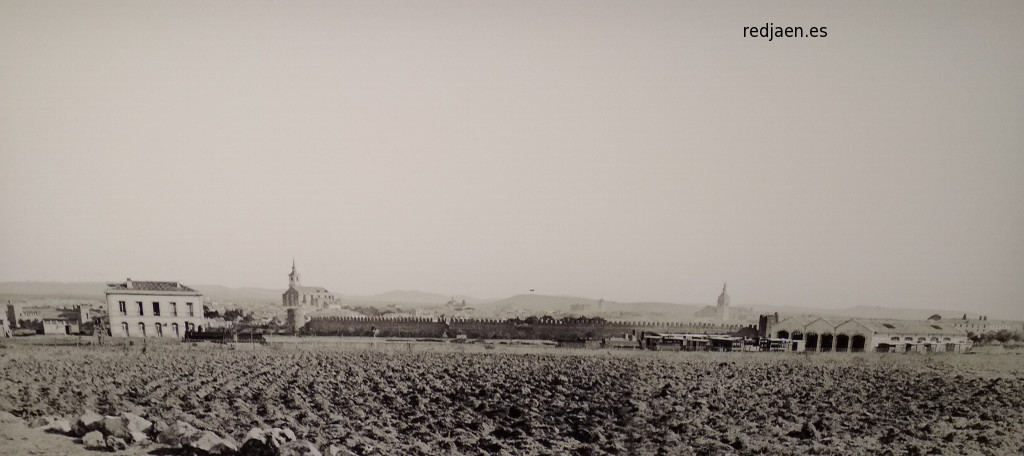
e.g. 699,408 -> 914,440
350,290 -> 484,306
474,294 -> 704,320
191,285 -> 282,305
0,281 -> 106,299
0,282 -> 107,306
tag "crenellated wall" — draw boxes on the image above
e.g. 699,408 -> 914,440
303,316 -> 751,340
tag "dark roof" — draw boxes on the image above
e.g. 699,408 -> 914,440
288,286 -> 332,294
857,319 -> 965,336
106,280 -> 198,293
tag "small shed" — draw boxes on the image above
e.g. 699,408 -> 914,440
604,337 -> 640,349
42,319 -> 77,335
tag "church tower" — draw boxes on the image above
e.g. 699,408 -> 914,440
289,260 -> 301,288
716,283 -> 730,321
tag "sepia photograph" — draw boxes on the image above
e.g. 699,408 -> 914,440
1,1 -> 1023,455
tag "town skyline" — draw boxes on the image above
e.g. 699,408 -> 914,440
0,273 -> 1019,321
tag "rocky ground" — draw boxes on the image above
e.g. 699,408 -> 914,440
0,411 -> 155,456
1,344 -> 1023,455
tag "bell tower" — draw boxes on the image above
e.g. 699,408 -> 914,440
716,283 -> 730,321
289,259 -> 301,288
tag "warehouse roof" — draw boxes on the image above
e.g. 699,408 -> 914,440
106,279 -> 200,294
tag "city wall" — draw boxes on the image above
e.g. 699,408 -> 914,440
303,316 -> 752,340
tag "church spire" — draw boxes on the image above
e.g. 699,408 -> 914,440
289,259 -> 301,288
716,282 -> 730,320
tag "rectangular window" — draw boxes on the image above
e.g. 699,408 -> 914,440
137,302 -> 144,316
171,302 -> 177,316
118,301 -> 127,315
187,302 -> 194,317
152,302 -> 161,317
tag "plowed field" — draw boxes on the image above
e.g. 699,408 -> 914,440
2,344 -> 1023,455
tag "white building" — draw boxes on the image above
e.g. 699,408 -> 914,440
771,316 -> 972,353
947,318 -> 1023,334
105,279 -> 205,338
42,319 -> 74,335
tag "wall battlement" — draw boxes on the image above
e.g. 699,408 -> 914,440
304,315 -> 749,339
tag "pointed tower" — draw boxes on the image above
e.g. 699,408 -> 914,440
716,283 -> 730,321
289,259 -> 301,288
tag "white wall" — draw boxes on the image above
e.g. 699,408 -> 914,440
106,292 -> 206,338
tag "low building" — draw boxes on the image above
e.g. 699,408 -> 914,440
642,333 -> 711,351
947,318 -> 1024,334
6,302 -> 93,335
105,278 -> 205,338
42,319 -> 76,335
759,337 -> 793,352
771,316 -> 972,353
603,336 -> 640,349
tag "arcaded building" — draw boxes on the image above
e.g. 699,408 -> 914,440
770,316 -> 972,353
105,279 -> 205,338
282,261 -> 340,309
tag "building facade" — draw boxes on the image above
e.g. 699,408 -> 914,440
947,318 -> 1024,334
281,261 -> 340,309
770,316 -> 972,353
105,279 -> 205,338
6,302 -> 93,335
42,319 -> 75,335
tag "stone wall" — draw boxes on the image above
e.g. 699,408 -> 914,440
303,316 -> 753,340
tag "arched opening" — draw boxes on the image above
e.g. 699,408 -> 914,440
805,333 -> 819,352
777,330 -> 790,339
851,335 -> 866,352
820,334 -> 834,352
836,334 -> 850,352
138,322 -> 146,337
790,331 -> 803,351
172,323 -> 180,338
121,322 -> 129,337
155,323 -> 163,337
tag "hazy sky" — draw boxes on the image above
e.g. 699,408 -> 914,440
2,1 -> 1022,318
